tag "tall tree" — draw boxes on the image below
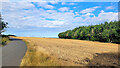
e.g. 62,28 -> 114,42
0,14 -> 8,35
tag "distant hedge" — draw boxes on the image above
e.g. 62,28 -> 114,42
2,35 -> 9,37
58,21 -> 120,43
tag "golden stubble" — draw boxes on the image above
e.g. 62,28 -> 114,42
13,37 -> 119,66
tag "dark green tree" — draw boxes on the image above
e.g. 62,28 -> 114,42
58,21 -> 120,43
0,14 -> 8,35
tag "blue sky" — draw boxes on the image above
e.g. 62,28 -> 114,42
2,0 -> 120,2
1,2 -> 118,37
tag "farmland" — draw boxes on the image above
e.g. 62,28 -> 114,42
13,37 -> 118,66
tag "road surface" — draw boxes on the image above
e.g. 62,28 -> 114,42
2,38 -> 27,66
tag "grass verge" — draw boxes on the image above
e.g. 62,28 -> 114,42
20,40 -> 63,66
1,37 -> 10,46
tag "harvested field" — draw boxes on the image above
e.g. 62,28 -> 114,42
13,37 -> 119,66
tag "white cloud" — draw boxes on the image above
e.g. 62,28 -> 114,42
70,10 -> 74,12
44,21 -> 65,28
97,10 -> 118,22
58,7 -> 69,12
61,2 -> 66,5
2,2 -> 75,28
69,3 -> 75,5
75,10 -> 118,25
50,1 -> 58,4
80,6 -> 100,13
52,21 -> 64,25
0,0 -> 10,2
44,5 -> 54,9
2,0 -> 120,2
106,6 -> 114,10
46,10 -> 56,13
82,13 -> 94,16
73,7 -> 76,9
2,2 -> 118,29
36,2 -> 47,7
36,2 -> 54,9
2,2 -> 35,10
75,12 -> 79,16
61,2 -> 75,5
100,10 -> 104,13
73,0 -> 85,2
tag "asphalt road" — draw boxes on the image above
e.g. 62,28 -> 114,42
2,38 -> 27,66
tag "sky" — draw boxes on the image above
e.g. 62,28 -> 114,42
1,2 -> 118,37
1,0 -> 120,2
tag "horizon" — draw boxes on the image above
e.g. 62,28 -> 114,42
1,2 -> 118,37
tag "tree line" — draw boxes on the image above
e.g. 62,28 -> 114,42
58,21 -> 120,43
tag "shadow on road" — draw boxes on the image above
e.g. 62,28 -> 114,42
9,38 -> 22,41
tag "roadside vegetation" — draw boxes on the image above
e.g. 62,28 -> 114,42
58,21 -> 120,43
0,14 -> 9,46
1,36 -> 10,46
